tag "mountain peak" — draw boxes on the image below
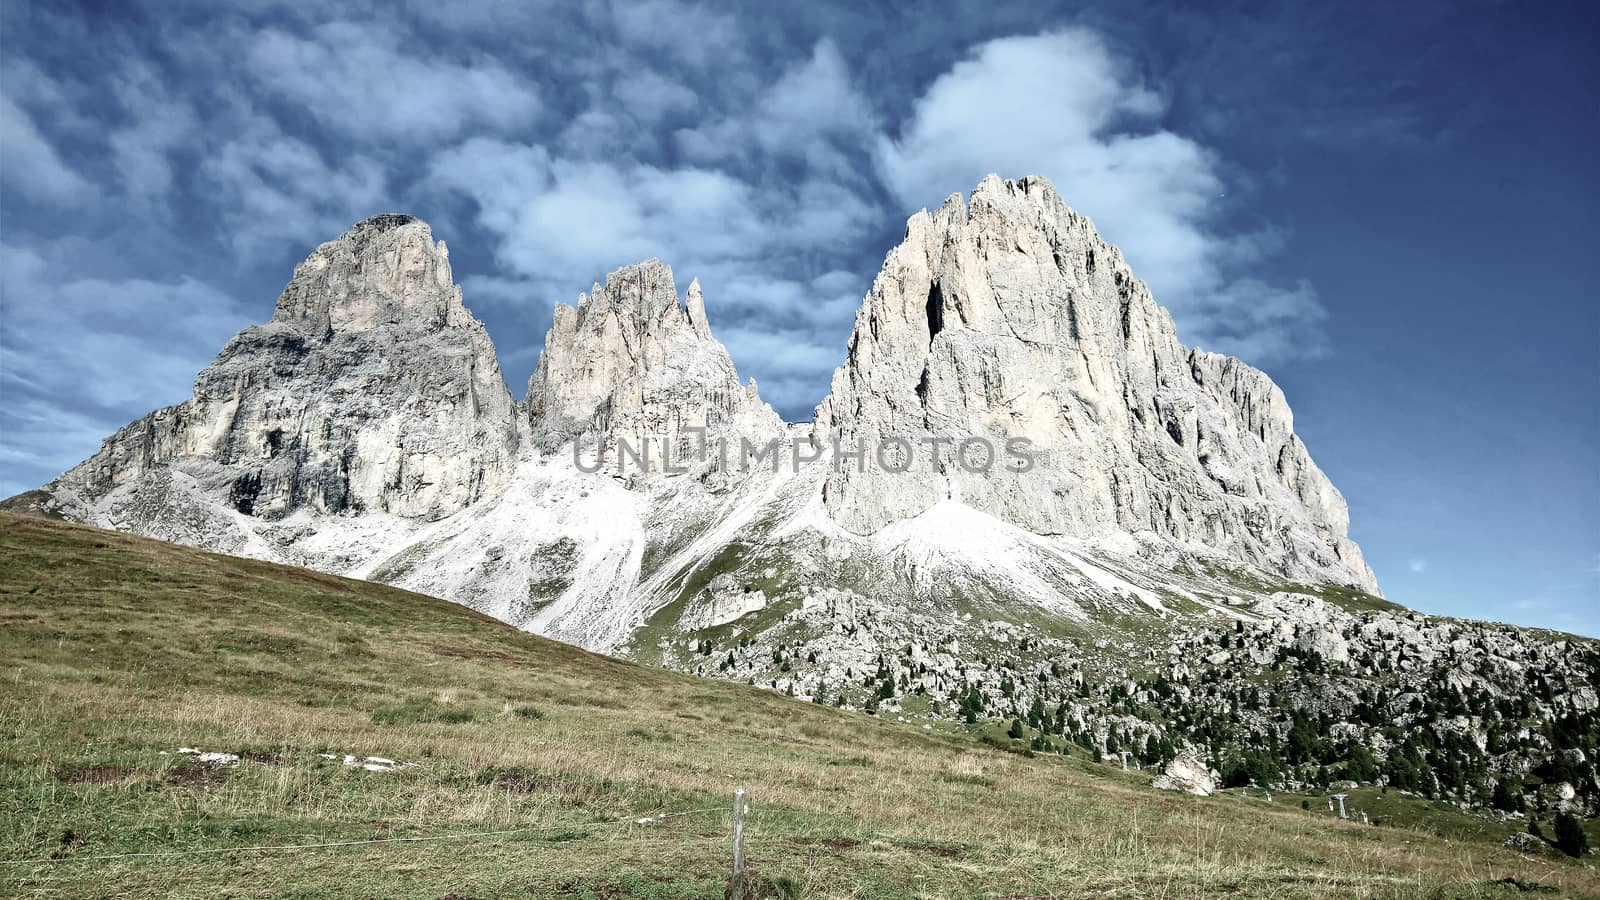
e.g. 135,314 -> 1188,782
47,213 -> 516,523
349,212 -> 423,234
576,258 -> 686,336
272,212 -> 464,337
526,260 -> 778,448
817,176 -> 1378,593
686,277 -> 712,339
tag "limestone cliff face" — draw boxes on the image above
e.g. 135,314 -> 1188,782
524,260 -> 780,466
50,214 -> 519,522
814,175 -> 1377,593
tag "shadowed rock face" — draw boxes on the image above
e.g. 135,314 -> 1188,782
814,175 -> 1377,593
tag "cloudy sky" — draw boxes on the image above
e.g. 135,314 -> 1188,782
1,0 -> 1594,634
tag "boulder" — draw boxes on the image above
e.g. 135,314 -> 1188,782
1152,753 -> 1219,797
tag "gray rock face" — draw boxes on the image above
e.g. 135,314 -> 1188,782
815,175 -> 1376,593
343,259 -> 787,650
524,260 -> 779,462
47,214 -> 519,524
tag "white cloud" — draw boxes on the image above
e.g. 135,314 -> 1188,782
675,39 -> 876,180
1408,558 -> 1428,574
243,21 -> 541,141
107,61 -> 197,203
0,93 -> 92,206
1181,278 -> 1329,363
200,118 -> 388,259
0,241 -> 252,496
877,31 -> 1164,207
429,136 -> 876,299
608,0 -> 746,69
753,40 -> 877,159
612,69 -> 701,124
434,149 -> 758,287
876,29 -> 1328,364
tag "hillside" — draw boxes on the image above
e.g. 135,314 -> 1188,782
0,513 -> 1594,898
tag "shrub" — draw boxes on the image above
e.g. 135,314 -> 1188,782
1490,779 -> 1522,813
1554,812 -> 1589,858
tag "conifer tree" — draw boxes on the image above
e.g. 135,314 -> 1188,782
1555,812 -> 1589,858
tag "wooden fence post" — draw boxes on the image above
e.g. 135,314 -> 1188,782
727,787 -> 748,899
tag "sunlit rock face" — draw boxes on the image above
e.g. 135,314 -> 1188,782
523,259 -> 780,462
815,175 -> 1376,593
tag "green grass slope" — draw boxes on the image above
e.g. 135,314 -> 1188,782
0,513 -> 1592,898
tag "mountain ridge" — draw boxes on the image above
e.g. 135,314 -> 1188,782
17,175 -> 1382,647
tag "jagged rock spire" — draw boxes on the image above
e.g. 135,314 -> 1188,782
685,277 -> 713,340
525,260 -> 778,451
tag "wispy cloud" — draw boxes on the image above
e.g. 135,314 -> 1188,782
243,21 -> 542,141
876,29 -> 1328,364
201,119 -> 389,260
0,65 -> 93,207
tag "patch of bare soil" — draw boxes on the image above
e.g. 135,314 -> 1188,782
53,764 -> 134,784
166,761 -> 230,790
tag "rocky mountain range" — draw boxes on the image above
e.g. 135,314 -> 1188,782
10,175 -> 1595,823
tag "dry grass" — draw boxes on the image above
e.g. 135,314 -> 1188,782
0,512 -> 1593,898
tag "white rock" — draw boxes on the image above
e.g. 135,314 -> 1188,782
1151,753 -> 1219,796
813,176 -> 1376,593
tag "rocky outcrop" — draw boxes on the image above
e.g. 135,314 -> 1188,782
349,261 -> 788,650
46,214 -> 519,523
814,175 -> 1377,594
524,260 -> 779,469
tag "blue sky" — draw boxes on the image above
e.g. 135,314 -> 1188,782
1,0 -> 1594,635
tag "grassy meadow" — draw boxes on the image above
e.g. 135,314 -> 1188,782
0,512 -> 1593,898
